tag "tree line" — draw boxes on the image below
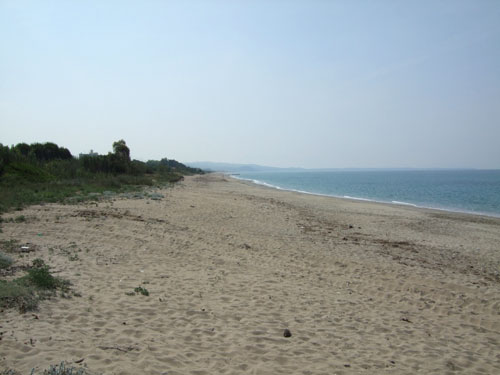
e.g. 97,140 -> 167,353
0,139 -> 203,180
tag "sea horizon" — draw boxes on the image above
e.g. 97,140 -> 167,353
187,161 -> 499,173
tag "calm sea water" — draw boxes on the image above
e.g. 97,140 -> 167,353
234,170 -> 500,218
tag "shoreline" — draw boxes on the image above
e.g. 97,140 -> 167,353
229,173 -> 500,220
1,173 -> 500,374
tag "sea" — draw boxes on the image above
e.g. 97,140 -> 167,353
232,170 -> 500,218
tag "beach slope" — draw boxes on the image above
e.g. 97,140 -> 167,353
1,173 -> 500,374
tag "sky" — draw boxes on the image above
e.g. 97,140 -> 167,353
1,0 -> 499,169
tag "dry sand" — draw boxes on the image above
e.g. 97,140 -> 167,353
1,173 -> 500,374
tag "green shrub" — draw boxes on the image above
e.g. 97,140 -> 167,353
26,259 -> 58,289
14,215 -> 26,223
5,162 -> 53,183
0,252 -> 14,269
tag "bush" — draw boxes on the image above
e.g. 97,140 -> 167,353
26,259 -> 59,289
0,252 -> 14,269
0,259 -> 71,312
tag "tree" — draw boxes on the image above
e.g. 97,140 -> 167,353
28,142 -> 72,162
112,140 -> 130,163
14,143 -> 31,157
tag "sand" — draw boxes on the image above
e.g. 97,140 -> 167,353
1,173 -> 499,375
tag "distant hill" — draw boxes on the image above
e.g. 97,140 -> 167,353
185,162 -> 472,173
185,162 -> 306,173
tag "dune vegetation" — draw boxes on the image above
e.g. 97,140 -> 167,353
0,140 -> 203,213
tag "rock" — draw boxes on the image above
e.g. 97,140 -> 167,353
149,193 -> 164,200
283,328 -> 292,338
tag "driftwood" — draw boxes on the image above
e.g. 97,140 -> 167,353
98,345 -> 138,353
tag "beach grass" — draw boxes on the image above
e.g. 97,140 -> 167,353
0,258 -> 71,313
0,172 -> 184,214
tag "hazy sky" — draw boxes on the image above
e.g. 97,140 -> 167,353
1,0 -> 499,168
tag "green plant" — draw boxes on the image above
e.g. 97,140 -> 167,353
0,252 -> 14,269
32,258 -> 45,268
133,286 -> 149,296
0,140 -> 203,213
27,263 -> 58,289
0,258 -> 71,312
0,280 -> 38,312
14,215 -> 26,223
17,258 -> 70,292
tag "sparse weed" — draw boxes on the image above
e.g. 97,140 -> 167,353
30,361 -> 97,375
1,368 -> 22,375
0,252 -> 14,269
0,239 -> 19,253
14,215 -> 26,223
134,286 -> 149,296
0,258 -> 71,312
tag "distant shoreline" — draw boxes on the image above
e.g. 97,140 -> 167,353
227,172 -> 500,220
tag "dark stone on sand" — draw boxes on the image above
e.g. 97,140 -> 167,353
283,329 -> 292,338
349,225 -> 354,229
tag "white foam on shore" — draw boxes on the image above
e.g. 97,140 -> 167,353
229,174 -> 500,219
392,200 -> 418,207
343,195 -> 375,202
249,178 -> 283,190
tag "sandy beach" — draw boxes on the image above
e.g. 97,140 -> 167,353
1,173 -> 499,375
